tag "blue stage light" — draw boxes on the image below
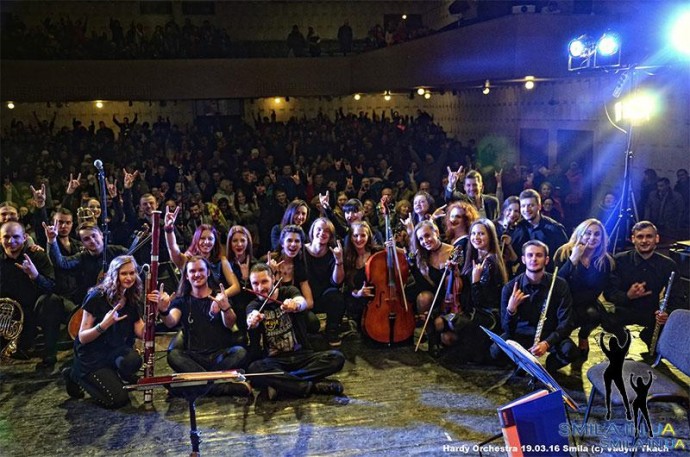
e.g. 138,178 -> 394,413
670,10 -> 690,57
568,36 -> 591,58
596,33 -> 620,56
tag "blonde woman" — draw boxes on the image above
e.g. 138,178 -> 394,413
554,218 -> 615,360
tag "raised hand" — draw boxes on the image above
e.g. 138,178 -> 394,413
211,284 -> 230,314
291,172 -> 301,185
266,251 -> 284,274
447,165 -> 465,190
149,282 -> 175,313
239,256 -> 251,281
66,173 -> 82,195
164,205 -> 180,231
106,177 -> 118,198
15,254 -> 39,279
432,204 -> 447,220
122,168 -> 139,189
101,297 -> 129,329
569,235 -> 587,265
318,191 -> 330,210
30,183 -> 47,208
330,240 -> 343,264
507,282 -> 530,314
247,310 -> 264,329
471,258 -> 488,284
42,220 -> 59,243
401,214 -> 414,235
495,168 -> 503,185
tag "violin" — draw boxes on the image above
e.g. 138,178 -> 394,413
362,196 -> 416,344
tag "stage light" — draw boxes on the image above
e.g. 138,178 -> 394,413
670,10 -> 690,56
354,93 -> 361,101
482,80 -> 490,95
7,101 -> 15,109
614,92 -> 659,123
596,32 -> 620,56
417,88 -> 426,96
424,91 -> 431,99
568,35 -> 592,58
384,91 -> 391,101
274,97 -> 281,104
95,100 -> 104,109
402,14 -> 407,20
524,76 -> 535,90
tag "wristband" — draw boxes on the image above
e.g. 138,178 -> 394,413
221,305 -> 231,313
159,308 -> 171,317
164,225 -> 174,233
95,323 -> 106,334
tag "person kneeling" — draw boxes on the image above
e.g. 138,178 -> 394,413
63,256 -> 143,409
153,256 -> 251,397
246,263 -> 345,400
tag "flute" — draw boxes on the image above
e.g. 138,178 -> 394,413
533,267 -> 559,350
650,271 -> 675,357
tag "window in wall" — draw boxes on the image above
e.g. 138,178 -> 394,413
140,2 -> 172,15
182,2 -> 215,15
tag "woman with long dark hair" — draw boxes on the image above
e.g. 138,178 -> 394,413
63,255 -> 144,408
342,221 -> 381,330
270,199 -> 310,251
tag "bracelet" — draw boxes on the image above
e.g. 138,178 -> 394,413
159,308 -> 171,317
95,323 -> 106,334
335,262 -> 343,266
163,226 -> 174,233
221,306 -> 231,313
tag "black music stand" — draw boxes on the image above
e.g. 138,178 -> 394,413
477,327 -> 580,454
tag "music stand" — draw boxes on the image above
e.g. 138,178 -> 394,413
476,328 -> 579,453
126,371 -> 265,456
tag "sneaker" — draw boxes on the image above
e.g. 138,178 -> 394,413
62,367 -> 84,399
326,330 -> 342,347
311,380 -> 344,396
213,380 -> 252,397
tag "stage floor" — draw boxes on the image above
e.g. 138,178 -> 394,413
1,327 -> 688,457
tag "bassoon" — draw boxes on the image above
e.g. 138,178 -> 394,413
143,210 -> 161,404
650,271 -> 675,357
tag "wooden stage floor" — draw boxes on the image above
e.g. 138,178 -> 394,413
1,327 -> 688,457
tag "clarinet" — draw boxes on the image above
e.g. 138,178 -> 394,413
533,267 -> 559,349
650,271 -> 675,357
143,210 -> 161,404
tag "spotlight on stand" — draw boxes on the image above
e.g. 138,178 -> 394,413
568,35 -> 593,58
614,92 -> 658,124
568,31 -> 621,71
596,32 -> 620,56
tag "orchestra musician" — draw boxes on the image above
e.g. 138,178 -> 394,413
342,221 -> 381,331
554,218 -> 617,360
246,263 -> 345,400
304,217 -> 346,347
225,225 -> 257,341
0,221 -> 63,370
490,240 -> 578,373
152,256 -> 251,397
62,255 -> 144,408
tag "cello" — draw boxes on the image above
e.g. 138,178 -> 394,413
363,196 -> 416,344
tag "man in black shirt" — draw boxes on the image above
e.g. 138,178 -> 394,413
604,221 -> 685,349
154,256 -> 250,397
511,189 -> 568,273
246,263 -> 345,400
47,222 -> 128,305
490,240 -> 577,373
0,221 -> 62,370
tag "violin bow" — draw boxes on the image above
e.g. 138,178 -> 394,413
257,276 -> 283,313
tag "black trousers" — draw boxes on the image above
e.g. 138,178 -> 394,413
489,333 -> 578,370
609,307 -> 656,347
75,347 -> 141,409
310,288 -> 347,336
247,349 -> 345,397
19,293 -> 63,359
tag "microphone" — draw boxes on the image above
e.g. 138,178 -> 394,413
94,159 -> 104,172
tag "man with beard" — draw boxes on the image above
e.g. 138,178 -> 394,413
604,221 -> 684,350
490,240 -> 577,373
1,221 -> 62,370
445,169 -> 499,220
246,263 -> 345,400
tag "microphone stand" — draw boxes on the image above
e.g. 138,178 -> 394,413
96,163 -> 110,274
